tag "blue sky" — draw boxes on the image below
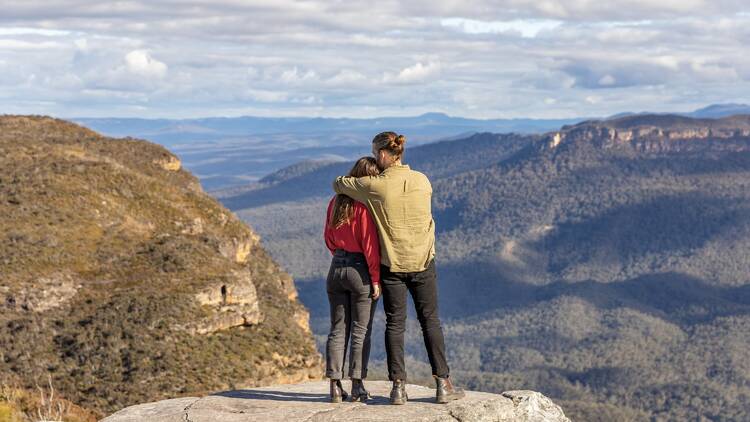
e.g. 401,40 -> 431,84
1,1 -> 749,119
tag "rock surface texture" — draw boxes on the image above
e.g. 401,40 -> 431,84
102,381 -> 570,422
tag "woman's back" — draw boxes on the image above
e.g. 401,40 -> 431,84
324,195 -> 380,285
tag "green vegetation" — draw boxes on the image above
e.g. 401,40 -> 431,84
228,115 -> 750,420
0,116 -> 320,418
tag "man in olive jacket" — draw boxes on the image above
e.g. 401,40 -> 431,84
332,131 -> 464,405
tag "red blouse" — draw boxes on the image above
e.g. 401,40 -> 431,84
324,195 -> 381,285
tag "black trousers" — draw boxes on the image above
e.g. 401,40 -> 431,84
325,249 -> 378,380
381,259 -> 449,381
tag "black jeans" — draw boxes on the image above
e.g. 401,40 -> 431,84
325,249 -> 378,380
381,259 -> 449,381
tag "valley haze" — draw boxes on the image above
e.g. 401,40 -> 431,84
74,103 -> 750,192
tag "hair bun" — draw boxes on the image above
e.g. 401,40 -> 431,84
372,131 -> 406,158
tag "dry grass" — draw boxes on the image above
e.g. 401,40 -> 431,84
0,116 -> 321,417
0,378 -> 95,422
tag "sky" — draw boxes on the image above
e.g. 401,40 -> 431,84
1,1 -> 749,119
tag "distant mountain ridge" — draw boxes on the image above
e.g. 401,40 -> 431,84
607,103 -> 750,120
688,103 -> 750,118
70,113 -> 580,192
74,112 -> 580,140
71,104 -> 745,192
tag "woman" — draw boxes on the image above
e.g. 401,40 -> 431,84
323,156 -> 382,403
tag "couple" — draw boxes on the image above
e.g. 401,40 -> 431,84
323,131 -> 465,405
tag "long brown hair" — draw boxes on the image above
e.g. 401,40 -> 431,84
330,157 -> 380,228
372,131 -> 406,159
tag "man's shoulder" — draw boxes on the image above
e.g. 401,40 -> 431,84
407,168 -> 431,184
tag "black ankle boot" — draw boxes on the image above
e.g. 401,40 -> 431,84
330,379 -> 347,403
350,379 -> 371,402
390,379 -> 408,405
435,375 -> 465,404
337,379 -> 348,401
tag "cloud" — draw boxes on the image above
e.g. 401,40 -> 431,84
124,50 -> 167,78
244,89 -> 289,103
279,67 -> 317,85
326,69 -> 367,86
0,1 -> 749,118
384,61 -> 442,84
598,74 -> 616,86
441,18 -> 562,38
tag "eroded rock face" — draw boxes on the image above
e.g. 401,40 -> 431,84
291,307 -> 312,334
544,115 -> 750,154
101,381 -> 571,422
4,273 -> 82,312
153,154 -> 181,171
501,391 -> 570,422
219,236 -> 258,264
180,268 -> 264,334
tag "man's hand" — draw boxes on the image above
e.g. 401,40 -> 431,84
371,283 -> 381,300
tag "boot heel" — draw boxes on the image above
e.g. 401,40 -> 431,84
330,379 -> 345,403
350,393 -> 370,402
389,380 -> 407,405
350,379 -> 371,402
336,380 -> 348,401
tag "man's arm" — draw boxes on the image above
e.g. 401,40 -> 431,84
332,175 -> 379,202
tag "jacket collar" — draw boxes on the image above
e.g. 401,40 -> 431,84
384,163 -> 410,173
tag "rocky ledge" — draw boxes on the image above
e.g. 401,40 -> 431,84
101,380 -> 570,422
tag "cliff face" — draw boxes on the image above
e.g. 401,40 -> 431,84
0,116 -> 321,417
545,114 -> 750,153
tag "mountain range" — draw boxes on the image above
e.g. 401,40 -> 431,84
71,104 -> 749,193
217,112 -> 750,421
73,113 -> 582,192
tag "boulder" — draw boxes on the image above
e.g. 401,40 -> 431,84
101,381 -> 570,422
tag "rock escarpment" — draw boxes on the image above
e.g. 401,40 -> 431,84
0,116 -> 321,418
545,114 -> 750,153
101,381 -> 570,422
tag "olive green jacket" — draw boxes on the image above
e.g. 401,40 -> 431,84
332,163 -> 435,272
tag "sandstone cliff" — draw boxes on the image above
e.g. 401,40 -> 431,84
0,116 -> 322,418
101,381 -> 571,422
545,114 -> 750,153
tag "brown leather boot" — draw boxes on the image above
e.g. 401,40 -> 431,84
435,375 -> 465,404
350,378 -> 371,402
390,379 -> 408,405
329,379 -> 348,403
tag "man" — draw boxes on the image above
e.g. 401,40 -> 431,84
332,131 -> 465,405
